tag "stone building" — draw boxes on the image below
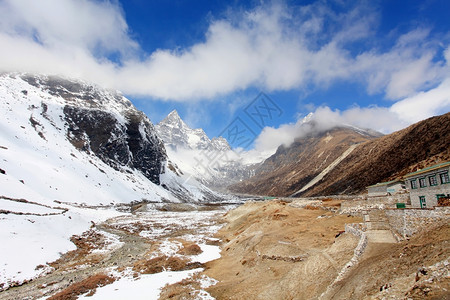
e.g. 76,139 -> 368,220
404,161 -> 450,208
367,180 -> 405,197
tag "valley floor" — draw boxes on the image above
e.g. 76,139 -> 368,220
0,203 -> 232,300
0,198 -> 448,300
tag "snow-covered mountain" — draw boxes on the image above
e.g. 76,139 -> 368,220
156,110 -> 261,189
0,73 -> 231,288
0,73 -> 225,205
156,110 -> 231,151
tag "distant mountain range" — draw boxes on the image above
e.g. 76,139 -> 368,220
230,113 -> 450,196
155,110 -> 260,189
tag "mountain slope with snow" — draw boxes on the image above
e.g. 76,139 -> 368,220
0,73 -> 230,289
156,110 -> 262,188
0,73 -> 225,205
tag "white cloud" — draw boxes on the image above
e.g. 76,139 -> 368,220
0,0 -> 448,104
390,78 -> 450,123
0,0 -> 137,55
253,80 -> 450,154
253,106 -> 408,154
354,28 -> 447,100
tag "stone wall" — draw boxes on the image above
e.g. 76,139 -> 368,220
367,185 -> 386,197
340,193 -> 411,215
385,207 -> 449,238
340,197 -> 395,215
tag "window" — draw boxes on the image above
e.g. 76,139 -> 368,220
440,172 -> 449,184
429,175 -> 438,186
410,179 -> 417,189
436,194 -> 446,200
419,177 -> 427,188
419,196 -> 426,208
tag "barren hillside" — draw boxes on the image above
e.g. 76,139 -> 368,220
230,127 -> 376,196
159,200 -> 449,299
230,113 -> 450,197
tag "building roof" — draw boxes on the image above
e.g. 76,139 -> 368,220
404,161 -> 450,178
367,179 -> 403,188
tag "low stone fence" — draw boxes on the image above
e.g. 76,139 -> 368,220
341,198 -> 395,215
340,193 -> 411,215
385,207 -> 450,238
345,223 -> 368,257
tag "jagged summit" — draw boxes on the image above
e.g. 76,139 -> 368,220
167,109 -> 180,118
162,110 -> 187,128
155,110 -> 256,188
156,110 -> 231,151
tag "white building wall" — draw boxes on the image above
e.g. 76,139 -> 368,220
406,166 -> 450,208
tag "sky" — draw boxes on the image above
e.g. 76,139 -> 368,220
0,0 -> 449,153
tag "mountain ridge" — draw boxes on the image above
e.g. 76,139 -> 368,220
156,109 -> 231,152
155,110 -> 262,189
229,113 -> 450,196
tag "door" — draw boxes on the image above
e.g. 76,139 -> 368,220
419,196 -> 426,208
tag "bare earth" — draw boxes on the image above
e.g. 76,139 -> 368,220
163,199 -> 449,300
204,200 -> 361,300
2,200 -> 448,299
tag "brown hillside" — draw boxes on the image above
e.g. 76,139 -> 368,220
230,112 -> 450,197
229,127 -> 376,196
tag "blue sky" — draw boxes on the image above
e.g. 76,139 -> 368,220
0,0 -> 449,152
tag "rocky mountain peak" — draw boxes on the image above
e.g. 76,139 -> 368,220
162,110 -> 187,128
156,110 -> 231,152
211,137 -> 231,151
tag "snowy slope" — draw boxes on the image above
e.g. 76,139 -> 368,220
0,73 -> 172,205
0,73 -> 229,289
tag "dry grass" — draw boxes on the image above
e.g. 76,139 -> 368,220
204,200 -> 362,300
132,255 -> 204,274
49,230 -> 108,271
159,273 -> 204,300
177,243 -> 203,256
47,273 -> 115,300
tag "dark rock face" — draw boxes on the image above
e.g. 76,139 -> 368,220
23,74 -> 167,185
64,107 -> 166,185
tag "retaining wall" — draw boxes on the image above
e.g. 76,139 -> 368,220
385,207 -> 449,238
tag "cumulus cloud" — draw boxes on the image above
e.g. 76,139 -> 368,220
252,41 -> 450,154
0,0 -> 448,104
390,78 -> 450,123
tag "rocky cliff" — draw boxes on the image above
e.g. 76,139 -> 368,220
21,74 -> 167,185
